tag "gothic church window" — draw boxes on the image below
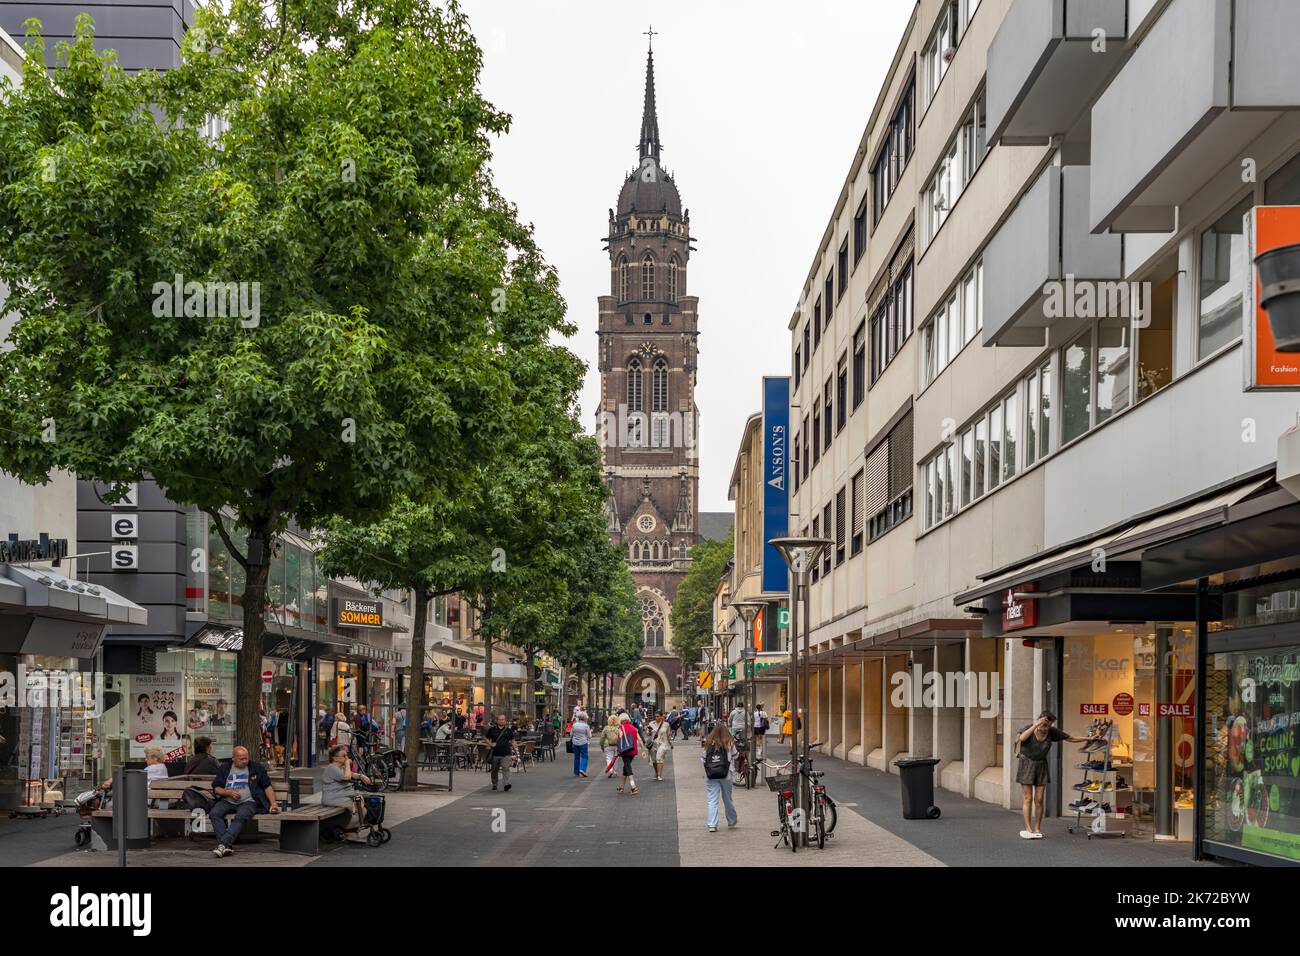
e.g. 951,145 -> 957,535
652,358 -> 668,412
618,255 -> 629,302
642,252 -> 656,300
668,256 -> 679,302
641,595 -> 665,648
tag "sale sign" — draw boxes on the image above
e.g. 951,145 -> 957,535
1138,702 -> 1152,717
1081,703 -> 1109,715
1158,703 -> 1194,718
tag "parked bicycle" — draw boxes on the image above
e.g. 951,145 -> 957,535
765,741 -> 838,852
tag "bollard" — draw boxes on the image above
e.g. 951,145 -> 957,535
111,768 -> 150,865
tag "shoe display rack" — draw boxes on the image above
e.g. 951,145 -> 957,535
1066,720 -> 1128,840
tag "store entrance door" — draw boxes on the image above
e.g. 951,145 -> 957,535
1043,639 -> 1062,818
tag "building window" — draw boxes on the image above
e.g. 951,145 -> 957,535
921,260 -> 981,386
852,322 -> 866,411
870,260 -> 914,383
1024,359 -> 1052,467
641,595 -> 665,648
652,358 -> 668,412
802,417 -> 810,481
667,256 -> 679,303
627,358 -> 643,411
850,469 -> 864,556
823,377 -> 833,449
812,407 -> 821,465
793,432 -> 801,493
641,252 -> 655,300
922,87 -> 987,244
811,516 -> 820,583
835,487 -> 847,565
866,409 -> 914,541
854,198 -> 868,263
617,255 -> 629,301
794,345 -> 802,388
804,323 -> 811,367
822,502 -> 833,575
1059,316 -> 1132,447
836,355 -> 848,433
1197,193 -> 1252,360
921,0 -> 963,110
872,74 -> 916,225
923,383 -> 1022,529
813,300 -> 822,350
825,274 -> 835,326
837,241 -> 849,301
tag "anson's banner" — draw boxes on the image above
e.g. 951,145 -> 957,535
761,376 -> 790,593
1245,205 -> 1300,390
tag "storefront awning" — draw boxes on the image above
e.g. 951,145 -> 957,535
954,475 -> 1275,605
182,622 -> 353,661
0,564 -> 146,657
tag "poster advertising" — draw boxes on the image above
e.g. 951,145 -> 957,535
1244,205 -> 1300,390
1206,648 -> 1300,861
129,673 -> 187,760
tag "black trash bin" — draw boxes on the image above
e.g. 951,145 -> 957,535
894,757 -> 941,820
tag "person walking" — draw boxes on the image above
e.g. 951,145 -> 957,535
648,711 -> 672,782
613,712 -> 641,795
667,706 -> 682,740
486,713 -> 515,792
571,713 -> 591,778
700,724 -> 739,832
752,702 -> 770,760
728,702 -> 747,739
779,708 -> 792,744
600,713 -> 621,779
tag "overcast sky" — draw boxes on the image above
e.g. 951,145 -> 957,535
460,0 -> 916,512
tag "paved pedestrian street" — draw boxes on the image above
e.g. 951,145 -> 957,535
4,744 -> 1216,868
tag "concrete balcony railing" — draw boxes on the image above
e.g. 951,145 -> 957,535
1091,0 -> 1300,233
985,0 -> 1128,146
982,164 -> 1123,346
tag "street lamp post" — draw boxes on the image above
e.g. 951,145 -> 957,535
713,630 -> 731,723
768,536 -> 831,846
728,599 -> 766,789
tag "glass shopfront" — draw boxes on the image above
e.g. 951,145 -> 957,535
1061,622 -> 1197,840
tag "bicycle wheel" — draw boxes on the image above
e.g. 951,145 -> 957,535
814,800 -> 826,850
775,793 -> 790,847
824,795 -> 838,834
789,801 -> 798,854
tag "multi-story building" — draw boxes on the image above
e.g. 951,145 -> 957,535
779,0 -> 1300,865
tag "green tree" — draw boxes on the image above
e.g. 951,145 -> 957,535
0,1 -> 539,752
669,530 -> 733,671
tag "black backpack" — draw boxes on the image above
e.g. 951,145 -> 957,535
703,745 -> 730,780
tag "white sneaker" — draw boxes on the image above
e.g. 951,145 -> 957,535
1031,831 -> 1044,839
708,826 -> 717,832
1019,830 -> 1035,840
212,846 -> 224,858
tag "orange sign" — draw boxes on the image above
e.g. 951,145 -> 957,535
1246,206 -> 1300,389
753,608 -> 764,653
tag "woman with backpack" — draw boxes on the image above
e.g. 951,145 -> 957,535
600,714 -> 621,778
700,724 -> 739,832
613,713 -> 641,795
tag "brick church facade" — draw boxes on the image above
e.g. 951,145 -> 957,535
597,43 -> 725,711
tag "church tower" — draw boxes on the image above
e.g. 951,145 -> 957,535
597,38 -> 700,710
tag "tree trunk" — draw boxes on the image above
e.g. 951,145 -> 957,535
402,586 -> 430,790
484,633 -> 494,721
235,522 -> 272,760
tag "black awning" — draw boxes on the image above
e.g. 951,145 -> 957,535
182,622 -> 352,661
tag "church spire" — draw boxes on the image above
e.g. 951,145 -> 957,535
639,30 -> 661,164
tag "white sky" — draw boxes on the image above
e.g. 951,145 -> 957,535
460,0 -> 916,511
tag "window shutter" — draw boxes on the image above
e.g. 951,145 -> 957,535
889,410 -> 914,498
852,470 -> 865,536
865,443 -> 888,516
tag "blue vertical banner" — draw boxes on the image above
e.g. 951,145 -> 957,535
761,376 -> 791,594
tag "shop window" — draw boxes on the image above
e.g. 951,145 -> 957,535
186,507 -> 207,615
1197,193 -> 1253,360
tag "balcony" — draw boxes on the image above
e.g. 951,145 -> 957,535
985,0 -> 1127,146
1091,0 -> 1300,233
983,165 -> 1122,346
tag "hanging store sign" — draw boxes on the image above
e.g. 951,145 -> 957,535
761,376 -> 791,593
1244,205 -> 1300,390
1002,583 -> 1037,631
334,597 -> 383,628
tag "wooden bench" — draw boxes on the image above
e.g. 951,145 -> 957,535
90,777 -> 344,855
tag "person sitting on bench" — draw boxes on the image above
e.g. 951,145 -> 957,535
322,745 -> 373,837
209,745 -> 279,858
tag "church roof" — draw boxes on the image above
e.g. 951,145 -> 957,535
617,47 -> 682,217
698,512 -> 734,543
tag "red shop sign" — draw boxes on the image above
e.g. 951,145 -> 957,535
1138,703 -> 1152,717
1002,583 -> 1038,631
1158,703 -> 1193,718
1081,703 -> 1109,715
1112,693 -> 1134,716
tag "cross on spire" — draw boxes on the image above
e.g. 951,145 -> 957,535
639,32 -> 661,163
643,25 -> 658,53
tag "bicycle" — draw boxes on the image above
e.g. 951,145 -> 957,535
765,741 -> 838,851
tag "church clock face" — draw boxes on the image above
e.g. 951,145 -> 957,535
639,340 -> 656,358
637,514 -> 657,533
